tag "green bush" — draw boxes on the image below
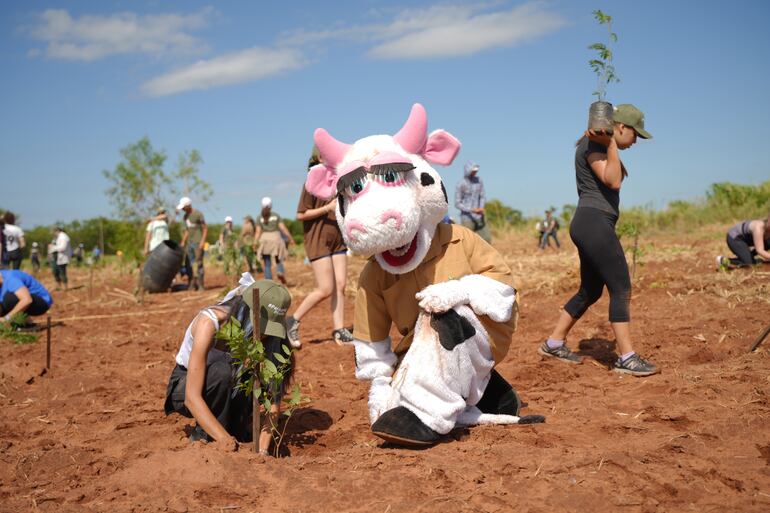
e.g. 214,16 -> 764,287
486,199 -> 525,228
616,180 -> 770,232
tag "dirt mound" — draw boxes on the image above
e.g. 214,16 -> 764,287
1,229 -> 769,512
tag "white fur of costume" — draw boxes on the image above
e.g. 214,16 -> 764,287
364,303 -> 527,434
306,103 -> 526,438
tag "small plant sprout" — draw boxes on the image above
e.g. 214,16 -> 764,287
616,220 -> 643,278
588,10 -> 620,101
221,231 -> 241,287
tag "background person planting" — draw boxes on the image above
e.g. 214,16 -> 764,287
0,269 -> 53,321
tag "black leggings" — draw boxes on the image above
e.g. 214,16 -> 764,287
564,207 -> 631,323
1,292 -> 51,317
726,235 -> 756,267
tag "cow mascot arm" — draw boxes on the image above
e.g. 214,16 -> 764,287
416,273 -> 516,322
352,338 -> 397,424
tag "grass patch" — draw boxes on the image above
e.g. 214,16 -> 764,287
0,313 -> 39,345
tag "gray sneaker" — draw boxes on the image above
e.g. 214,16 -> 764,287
286,316 -> 301,349
613,354 -> 659,376
538,341 -> 583,364
332,327 -> 354,345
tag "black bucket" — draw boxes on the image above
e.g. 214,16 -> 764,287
588,101 -> 614,134
141,240 -> 184,293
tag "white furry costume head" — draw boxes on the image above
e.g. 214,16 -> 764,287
305,103 -> 461,274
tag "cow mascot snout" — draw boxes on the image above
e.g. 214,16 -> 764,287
306,103 -> 544,447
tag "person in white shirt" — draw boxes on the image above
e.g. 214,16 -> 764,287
2,212 -> 25,270
144,208 -> 170,256
51,226 -> 72,290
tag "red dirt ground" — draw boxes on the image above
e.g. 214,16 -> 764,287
1,228 -> 769,512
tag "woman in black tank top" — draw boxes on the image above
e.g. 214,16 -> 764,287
537,104 -> 659,377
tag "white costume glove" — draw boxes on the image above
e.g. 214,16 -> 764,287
415,274 -> 515,322
415,279 -> 468,314
351,338 -> 397,380
461,274 -> 516,322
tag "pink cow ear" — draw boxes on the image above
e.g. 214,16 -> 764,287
422,130 -> 461,166
305,164 -> 338,201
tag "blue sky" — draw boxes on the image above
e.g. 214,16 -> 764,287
2,0 -> 769,227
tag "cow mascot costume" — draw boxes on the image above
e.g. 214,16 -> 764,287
306,104 -> 544,447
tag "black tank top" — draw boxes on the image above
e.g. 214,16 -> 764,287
574,136 -> 621,216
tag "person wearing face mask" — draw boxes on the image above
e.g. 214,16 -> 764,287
455,161 -> 491,244
539,104 -> 659,377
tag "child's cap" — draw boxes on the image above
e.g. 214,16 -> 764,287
242,279 -> 291,338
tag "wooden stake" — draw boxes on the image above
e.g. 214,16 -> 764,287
251,286 -> 261,453
88,264 -> 94,303
631,233 -> 639,278
748,322 -> 770,353
46,316 -> 51,370
135,264 -> 145,304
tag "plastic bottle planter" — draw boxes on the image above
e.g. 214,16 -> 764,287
588,101 -> 614,135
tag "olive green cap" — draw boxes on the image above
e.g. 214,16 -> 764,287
242,279 -> 292,338
612,104 -> 652,139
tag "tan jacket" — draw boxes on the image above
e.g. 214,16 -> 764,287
353,223 -> 518,364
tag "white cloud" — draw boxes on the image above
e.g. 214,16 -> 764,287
281,2 -> 566,59
280,4 -> 480,46
370,4 -> 566,59
23,2 -> 564,96
140,47 -> 307,97
28,7 -> 214,61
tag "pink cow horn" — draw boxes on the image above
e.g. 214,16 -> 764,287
314,128 -> 351,170
393,103 -> 428,155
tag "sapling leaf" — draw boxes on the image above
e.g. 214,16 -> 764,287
282,344 -> 292,356
273,352 -> 287,364
290,384 -> 301,405
263,359 -> 278,375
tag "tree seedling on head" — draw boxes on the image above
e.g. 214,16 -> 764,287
589,10 -> 620,101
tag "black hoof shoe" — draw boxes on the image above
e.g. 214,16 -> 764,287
518,415 -> 546,424
477,369 -> 522,416
371,406 -> 440,447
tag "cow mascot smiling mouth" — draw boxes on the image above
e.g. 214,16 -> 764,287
306,103 -> 544,447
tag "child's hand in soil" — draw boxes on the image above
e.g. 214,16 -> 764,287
212,437 -> 238,452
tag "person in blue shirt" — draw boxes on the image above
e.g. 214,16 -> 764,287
0,270 -> 53,321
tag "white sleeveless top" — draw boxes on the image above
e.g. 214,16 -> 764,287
175,308 -> 221,368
